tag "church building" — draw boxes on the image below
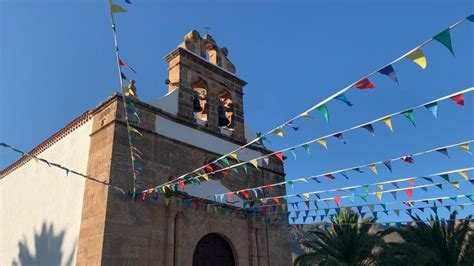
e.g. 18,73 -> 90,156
0,30 -> 291,265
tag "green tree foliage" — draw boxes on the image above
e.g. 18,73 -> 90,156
294,209 -> 391,266
378,210 -> 473,266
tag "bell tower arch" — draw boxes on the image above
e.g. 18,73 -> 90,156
163,30 -> 247,142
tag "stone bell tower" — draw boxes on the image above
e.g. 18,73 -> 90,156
163,30 -> 247,142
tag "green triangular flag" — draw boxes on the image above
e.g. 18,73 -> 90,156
433,28 -> 454,56
288,181 -> 294,188
439,174 -> 450,182
301,144 -> 311,155
401,110 -> 415,127
221,157 -> 230,166
316,104 -> 329,123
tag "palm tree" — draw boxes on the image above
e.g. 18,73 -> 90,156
378,210 -> 474,266
293,209 -> 390,266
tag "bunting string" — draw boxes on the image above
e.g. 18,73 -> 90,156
156,88 -> 473,195
0,142 -> 126,193
150,15 -> 474,192
260,178 -> 474,211
216,167 -> 473,204
290,218 -> 474,227
108,0 -> 142,194
159,139 -> 472,200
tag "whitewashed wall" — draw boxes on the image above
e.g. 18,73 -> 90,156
0,119 -> 92,266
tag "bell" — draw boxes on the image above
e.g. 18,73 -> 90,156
193,95 -> 203,112
218,105 -> 230,127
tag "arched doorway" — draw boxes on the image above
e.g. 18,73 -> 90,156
192,233 -> 235,266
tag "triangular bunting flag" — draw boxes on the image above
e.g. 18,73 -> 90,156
110,3 -> 127,13
275,152 -> 284,162
249,159 -> 258,169
316,105 -> 329,123
361,124 -> 375,136
382,117 -> 393,131
374,192 -> 383,201
439,174 -> 450,182
424,102 -> 438,118
354,78 -> 376,89
467,14 -> 474,22
301,144 -> 311,155
383,161 -> 392,172
401,110 -> 415,127
316,138 -> 328,149
272,128 -> 286,137
452,181 -> 459,190
377,184 -> 384,190
378,64 -> 399,85
433,28 -> 454,56
289,149 -> 297,160
458,143 -> 471,154
333,133 -> 346,144
458,170 -> 468,180
450,94 -> 464,107
400,156 -> 414,164
405,48 -> 427,69
324,174 -> 336,180
334,93 -> 353,106
369,164 -> 378,174
391,191 -> 397,200
334,196 -> 341,207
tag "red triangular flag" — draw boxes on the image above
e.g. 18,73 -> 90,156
450,94 -> 464,107
400,156 -> 414,164
227,192 -> 233,202
274,152 -> 284,162
407,178 -> 415,186
405,188 -> 413,199
354,78 -> 376,89
334,196 -> 341,207
273,197 -> 280,204
325,174 -> 336,180
204,164 -> 214,172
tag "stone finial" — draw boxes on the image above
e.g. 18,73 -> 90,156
178,30 -> 236,74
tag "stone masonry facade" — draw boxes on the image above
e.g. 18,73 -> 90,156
76,31 -> 292,265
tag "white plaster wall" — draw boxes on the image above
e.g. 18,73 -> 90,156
0,119 -> 92,266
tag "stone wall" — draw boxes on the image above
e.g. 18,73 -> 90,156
77,95 -> 292,265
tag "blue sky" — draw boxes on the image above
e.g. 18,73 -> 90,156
1,0 -> 473,223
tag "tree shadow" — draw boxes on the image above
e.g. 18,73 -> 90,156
12,222 -> 76,266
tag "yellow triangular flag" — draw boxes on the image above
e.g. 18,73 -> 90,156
374,192 -> 383,201
299,112 -> 312,119
377,184 -> 384,191
128,126 -> 142,136
369,164 -> 378,174
249,159 -> 258,169
202,174 -> 209,181
123,85 -> 135,96
452,181 -> 459,190
458,170 -> 468,180
382,117 -> 393,131
229,152 -> 238,161
296,178 -> 308,183
458,143 -> 471,154
316,138 -> 328,149
272,128 -> 285,137
405,48 -> 427,69
110,3 -> 127,13
302,193 -> 310,200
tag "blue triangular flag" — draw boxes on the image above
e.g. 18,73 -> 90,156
334,93 -> 353,106
378,64 -> 399,85
424,102 -> 438,118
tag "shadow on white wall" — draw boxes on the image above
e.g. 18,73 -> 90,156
12,222 -> 76,266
